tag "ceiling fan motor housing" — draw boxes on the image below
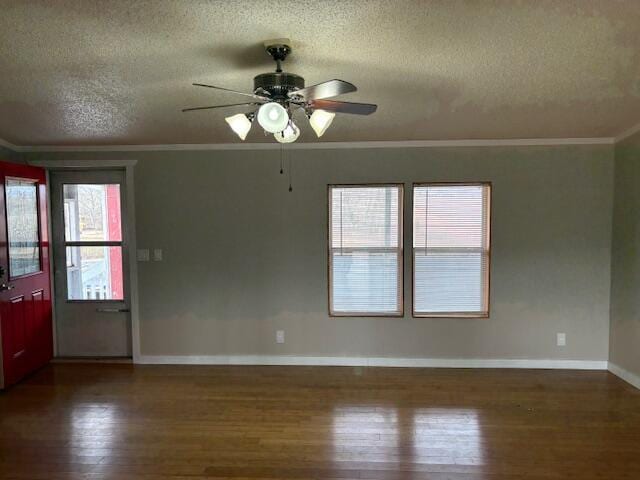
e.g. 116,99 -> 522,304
254,72 -> 304,100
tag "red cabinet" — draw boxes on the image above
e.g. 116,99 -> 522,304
0,160 -> 52,389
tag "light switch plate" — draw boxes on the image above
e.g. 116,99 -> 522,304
137,249 -> 150,262
276,330 -> 285,344
557,333 -> 566,347
153,249 -> 163,261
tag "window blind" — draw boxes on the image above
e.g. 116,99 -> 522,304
329,185 -> 403,316
413,183 -> 491,317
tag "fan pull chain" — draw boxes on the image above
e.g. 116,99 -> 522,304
279,144 -> 284,174
288,150 -> 293,192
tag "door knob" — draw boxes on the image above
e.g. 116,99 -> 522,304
0,283 -> 14,291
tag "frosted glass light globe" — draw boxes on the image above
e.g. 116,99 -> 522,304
274,121 -> 300,143
257,102 -> 289,133
224,113 -> 252,140
309,109 -> 335,137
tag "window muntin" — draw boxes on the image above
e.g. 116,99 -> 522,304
413,183 -> 491,317
6,178 -> 41,278
329,185 -> 403,316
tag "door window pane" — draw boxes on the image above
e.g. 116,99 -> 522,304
66,246 -> 124,300
63,184 -> 122,242
6,179 -> 40,277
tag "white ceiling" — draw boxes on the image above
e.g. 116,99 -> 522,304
1,0 -> 639,146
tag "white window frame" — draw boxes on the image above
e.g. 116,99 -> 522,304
62,183 -> 124,302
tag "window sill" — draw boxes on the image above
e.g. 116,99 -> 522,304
412,312 -> 490,319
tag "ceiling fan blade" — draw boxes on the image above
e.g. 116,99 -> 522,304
182,102 -> 259,113
310,99 -> 377,115
193,83 -> 269,101
288,79 -> 357,100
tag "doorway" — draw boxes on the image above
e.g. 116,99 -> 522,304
50,169 -> 132,357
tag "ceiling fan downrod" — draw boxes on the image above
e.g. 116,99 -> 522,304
265,40 -> 291,73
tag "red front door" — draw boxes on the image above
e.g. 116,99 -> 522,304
0,160 -> 52,389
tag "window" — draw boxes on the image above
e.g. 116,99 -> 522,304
328,185 -> 403,316
413,183 -> 491,317
5,178 -> 41,278
63,184 -> 124,300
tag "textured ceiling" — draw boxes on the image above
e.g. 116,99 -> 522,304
1,0 -> 639,146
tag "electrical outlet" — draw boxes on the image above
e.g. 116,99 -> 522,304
276,330 -> 285,344
557,333 -> 566,347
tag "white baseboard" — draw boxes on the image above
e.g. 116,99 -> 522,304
608,362 -> 640,390
137,355 -> 607,370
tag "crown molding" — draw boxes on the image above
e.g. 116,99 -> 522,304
0,137 -> 19,151
15,137 -> 615,152
27,159 -> 138,168
615,121 -> 640,144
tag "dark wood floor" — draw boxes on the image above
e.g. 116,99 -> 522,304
1,364 -> 639,479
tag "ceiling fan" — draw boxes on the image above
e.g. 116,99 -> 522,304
182,39 -> 377,143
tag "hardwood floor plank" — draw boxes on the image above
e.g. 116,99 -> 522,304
0,364 -> 638,479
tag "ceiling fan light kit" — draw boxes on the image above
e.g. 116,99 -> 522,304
224,113 -> 253,140
183,39 -> 377,143
257,102 -> 289,133
308,109 -> 336,137
275,121 -> 300,143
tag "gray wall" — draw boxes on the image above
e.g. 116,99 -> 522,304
0,144 -> 22,163
26,144 -> 614,361
610,131 -> 640,375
